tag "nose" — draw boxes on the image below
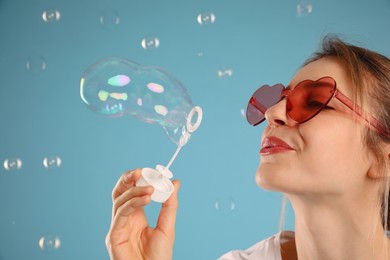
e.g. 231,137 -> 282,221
264,99 -> 296,127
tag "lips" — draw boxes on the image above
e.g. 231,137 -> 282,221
260,136 -> 294,155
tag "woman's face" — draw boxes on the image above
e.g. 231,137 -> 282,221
257,57 -> 375,197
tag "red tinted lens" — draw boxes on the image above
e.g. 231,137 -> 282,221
246,84 -> 284,125
287,77 -> 336,123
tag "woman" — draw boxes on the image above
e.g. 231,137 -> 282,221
105,36 -> 390,259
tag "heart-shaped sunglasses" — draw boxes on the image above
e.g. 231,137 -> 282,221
246,76 -> 390,138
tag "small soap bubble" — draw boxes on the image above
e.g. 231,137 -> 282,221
42,10 -> 61,22
217,68 -> 233,78
240,108 -> 245,118
141,37 -> 160,50
296,1 -> 313,17
214,197 -> 236,215
197,12 -> 216,25
43,156 -> 61,169
26,56 -> 46,73
99,10 -> 120,29
39,235 -> 61,251
4,158 -> 22,171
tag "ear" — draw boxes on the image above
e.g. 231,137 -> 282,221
367,143 -> 390,179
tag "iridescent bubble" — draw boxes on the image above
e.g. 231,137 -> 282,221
43,156 -> 61,169
217,68 -> 233,78
4,158 -> 22,171
296,1 -> 313,17
141,37 -> 160,50
26,56 -> 46,73
197,12 -> 216,25
214,197 -> 236,215
42,10 -> 61,22
99,10 -> 120,29
38,235 -> 61,251
80,57 -> 202,145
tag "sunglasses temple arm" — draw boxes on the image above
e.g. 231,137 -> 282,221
334,90 -> 390,138
250,97 -> 268,114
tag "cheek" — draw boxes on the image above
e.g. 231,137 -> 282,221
306,130 -> 350,160
298,121 -> 370,183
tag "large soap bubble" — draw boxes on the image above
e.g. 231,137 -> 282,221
80,57 -> 202,202
80,57 -> 201,146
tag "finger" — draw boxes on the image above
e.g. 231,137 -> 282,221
156,179 -> 180,239
112,169 -> 142,201
113,185 -> 154,217
111,195 -> 152,231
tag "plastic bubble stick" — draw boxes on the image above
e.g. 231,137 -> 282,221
80,57 -> 202,202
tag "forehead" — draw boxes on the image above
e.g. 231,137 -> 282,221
289,57 -> 352,95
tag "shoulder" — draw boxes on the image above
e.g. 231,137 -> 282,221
218,231 -> 295,260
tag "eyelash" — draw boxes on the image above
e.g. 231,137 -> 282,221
307,100 -> 334,110
322,105 -> 335,110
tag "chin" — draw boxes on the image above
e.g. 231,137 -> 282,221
256,166 -> 279,191
256,163 -> 292,192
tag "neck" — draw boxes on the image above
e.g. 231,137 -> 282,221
287,193 -> 389,260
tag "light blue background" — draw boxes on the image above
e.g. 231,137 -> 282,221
1,0 -> 390,259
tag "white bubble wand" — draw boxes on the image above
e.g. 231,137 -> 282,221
136,106 -> 203,202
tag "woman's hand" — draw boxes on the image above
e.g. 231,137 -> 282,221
105,169 -> 180,260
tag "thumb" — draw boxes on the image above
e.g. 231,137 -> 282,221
156,179 -> 180,239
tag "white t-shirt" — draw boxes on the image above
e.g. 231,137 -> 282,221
218,231 -> 295,260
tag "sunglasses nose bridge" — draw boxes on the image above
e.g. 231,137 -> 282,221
265,97 -> 296,127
